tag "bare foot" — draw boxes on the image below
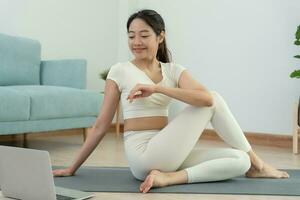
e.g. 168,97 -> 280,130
246,162 -> 289,178
139,170 -> 169,193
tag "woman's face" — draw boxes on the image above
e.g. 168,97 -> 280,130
128,18 -> 164,61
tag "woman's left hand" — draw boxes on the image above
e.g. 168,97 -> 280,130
127,83 -> 157,103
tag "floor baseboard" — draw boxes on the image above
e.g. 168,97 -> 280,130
0,124 -> 293,149
107,124 -> 292,149
200,129 -> 292,149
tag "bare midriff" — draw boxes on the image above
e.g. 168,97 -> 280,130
124,116 -> 168,132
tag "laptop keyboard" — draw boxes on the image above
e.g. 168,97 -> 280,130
56,194 -> 76,200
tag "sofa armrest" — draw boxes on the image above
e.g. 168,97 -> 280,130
40,59 -> 87,89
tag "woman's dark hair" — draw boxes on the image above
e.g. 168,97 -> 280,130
127,9 -> 171,63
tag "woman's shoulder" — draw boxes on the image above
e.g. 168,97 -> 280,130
161,62 -> 186,72
107,62 -> 132,89
110,61 -> 132,71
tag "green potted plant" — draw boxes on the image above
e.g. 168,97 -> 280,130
290,25 -> 300,78
98,68 -> 110,94
99,68 -> 110,81
291,25 -> 300,154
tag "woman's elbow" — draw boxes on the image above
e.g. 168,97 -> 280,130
93,116 -> 112,131
206,93 -> 214,107
201,99 -> 213,107
197,91 -> 213,107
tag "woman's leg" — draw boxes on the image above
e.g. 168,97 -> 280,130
179,148 -> 251,183
127,103 -> 215,187
139,148 -> 250,193
208,92 -> 288,178
141,91 -> 251,172
138,91 -> 288,192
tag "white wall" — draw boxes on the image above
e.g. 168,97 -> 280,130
0,0 -> 119,92
117,0 -> 139,61
1,0 -> 299,135
133,0 -> 300,135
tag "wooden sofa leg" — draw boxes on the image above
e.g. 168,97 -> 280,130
83,128 -> 92,142
23,133 -> 28,148
83,128 -> 87,142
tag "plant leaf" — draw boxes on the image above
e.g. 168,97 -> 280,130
294,40 -> 300,45
296,25 -> 300,40
295,55 -> 300,59
98,68 -> 110,80
290,70 -> 300,78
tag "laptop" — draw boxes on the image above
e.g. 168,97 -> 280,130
0,145 -> 94,200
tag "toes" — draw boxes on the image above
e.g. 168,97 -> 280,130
144,176 -> 154,193
277,170 -> 289,178
282,171 -> 289,178
139,183 -> 144,192
140,177 -> 149,192
140,175 -> 153,193
143,186 -> 151,193
140,181 -> 148,191
142,180 -> 153,193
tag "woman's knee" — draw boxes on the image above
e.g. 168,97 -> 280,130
210,91 -> 231,114
236,150 -> 251,174
225,149 -> 251,175
210,91 -> 224,106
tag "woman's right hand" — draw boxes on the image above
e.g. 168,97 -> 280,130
52,167 -> 74,177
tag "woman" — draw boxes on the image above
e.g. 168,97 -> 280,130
53,9 -> 289,193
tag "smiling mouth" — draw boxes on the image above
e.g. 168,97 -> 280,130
133,48 -> 146,51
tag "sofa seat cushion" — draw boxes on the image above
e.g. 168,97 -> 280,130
0,87 -> 30,122
7,86 -> 101,120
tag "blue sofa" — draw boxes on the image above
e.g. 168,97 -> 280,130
0,33 -> 103,145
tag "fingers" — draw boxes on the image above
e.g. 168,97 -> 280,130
52,169 -> 72,177
53,170 -> 63,177
52,170 -> 61,177
127,83 -> 154,103
127,83 -> 143,103
127,84 -> 154,103
127,90 -> 142,103
132,94 -> 143,99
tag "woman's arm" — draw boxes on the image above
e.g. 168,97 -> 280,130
155,86 -> 212,107
127,70 -> 213,107
156,70 -> 213,107
53,79 -> 120,176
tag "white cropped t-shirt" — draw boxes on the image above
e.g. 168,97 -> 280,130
106,61 -> 186,120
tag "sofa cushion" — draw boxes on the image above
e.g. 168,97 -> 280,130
7,86 -> 101,120
0,33 -> 41,86
0,87 -> 30,122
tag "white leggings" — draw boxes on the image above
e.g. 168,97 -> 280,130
124,91 -> 252,183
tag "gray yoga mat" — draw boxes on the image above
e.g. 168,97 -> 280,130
53,166 -> 300,196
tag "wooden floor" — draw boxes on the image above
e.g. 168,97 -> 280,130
1,130 -> 300,200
